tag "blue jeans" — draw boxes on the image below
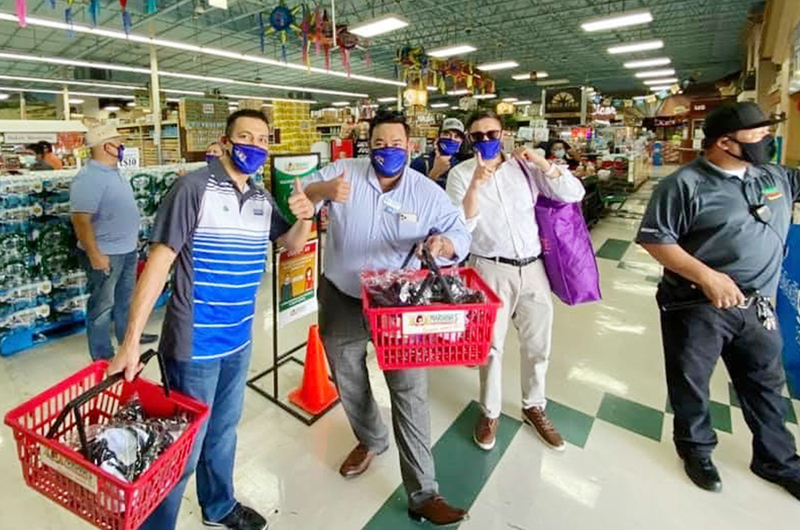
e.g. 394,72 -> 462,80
140,346 -> 252,530
82,250 -> 137,361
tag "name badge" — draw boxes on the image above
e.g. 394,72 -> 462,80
399,212 -> 418,223
384,197 -> 402,214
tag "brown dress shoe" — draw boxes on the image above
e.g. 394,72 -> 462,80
523,406 -> 566,451
473,415 -> 499,451
408,495 -> 468,526
339,444 -> 377,478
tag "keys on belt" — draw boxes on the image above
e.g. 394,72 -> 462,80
661,290 -> 777,331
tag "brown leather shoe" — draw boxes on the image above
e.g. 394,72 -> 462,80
339,444 -> 377,479
408,495 -> 468,526
473,415 -> 499,451
523,406 -> 566,452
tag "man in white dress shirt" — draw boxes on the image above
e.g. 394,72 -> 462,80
447,111 -> 585,451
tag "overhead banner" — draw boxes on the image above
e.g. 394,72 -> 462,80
544,87 -> 582,118
776,225 -> 800,399
272,153 -> 321,224
277,239 -> 318,328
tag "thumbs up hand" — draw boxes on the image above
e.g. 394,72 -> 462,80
288,177 -> 315,221
327,168 -> 351,203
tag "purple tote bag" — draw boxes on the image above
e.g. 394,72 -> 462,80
519,161 -> 602,305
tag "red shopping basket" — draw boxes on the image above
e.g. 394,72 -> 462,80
361,267 -> 502,370
4,349 -> 209,530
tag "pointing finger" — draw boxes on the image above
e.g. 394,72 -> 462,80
476,150 -> 484,167
294,177 -> 303,194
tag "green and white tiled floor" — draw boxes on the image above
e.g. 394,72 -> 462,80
2,166 -> 800,529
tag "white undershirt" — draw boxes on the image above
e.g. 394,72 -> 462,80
705,158 -> 747,179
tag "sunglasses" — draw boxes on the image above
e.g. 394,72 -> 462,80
469,130 -> 502,142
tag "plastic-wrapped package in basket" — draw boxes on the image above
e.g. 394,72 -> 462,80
362,269 -> 485,307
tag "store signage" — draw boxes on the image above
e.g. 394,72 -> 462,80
402,310 -> 466,336
5,132 -> 57,143
117,146 -> 140,169
277,239 -> 318,328
544,87 -> 582,117
272,153 -> 320,224
693,104 -> 706,111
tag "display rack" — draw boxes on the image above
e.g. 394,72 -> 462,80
117,122 -> 182,165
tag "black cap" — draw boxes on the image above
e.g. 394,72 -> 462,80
703,102 -> 783,140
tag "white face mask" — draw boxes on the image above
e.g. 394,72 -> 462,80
553,148 -> 566,159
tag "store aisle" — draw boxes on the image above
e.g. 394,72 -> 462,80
2,168 -> 800,530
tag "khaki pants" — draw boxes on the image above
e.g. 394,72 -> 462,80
471,256 -> 554,419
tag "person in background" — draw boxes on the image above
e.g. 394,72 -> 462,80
109,109 -> 315,530
304,110 -> 472,526
410,117 -> 466,189
26,143 -> 53,171
40,141 -> 64,170
637,102 -> 800,500
447,110 -> 585,453
69,125 -> 157,362
546,139 -> 580,170
206,141 -> 223,162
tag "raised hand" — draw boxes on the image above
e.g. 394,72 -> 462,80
469,151 -> 494,190
327,168 -> 351,203
288,177 -> 315,220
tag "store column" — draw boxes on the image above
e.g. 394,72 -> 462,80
62,85 -> 70,121
149,43 -> 163,165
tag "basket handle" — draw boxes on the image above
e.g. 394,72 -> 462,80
405,229 -> 456,305
45,349 -> 168,458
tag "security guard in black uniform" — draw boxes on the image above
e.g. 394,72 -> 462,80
637,102 -> 800,501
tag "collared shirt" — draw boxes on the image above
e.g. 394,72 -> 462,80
446,155 -> 585,259
152,158 -> 290,362
303,158 -> 471,299
636,157 -> 800,296
69,159 -> 141,255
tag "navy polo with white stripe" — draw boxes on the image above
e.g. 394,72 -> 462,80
151,158 -> 290,362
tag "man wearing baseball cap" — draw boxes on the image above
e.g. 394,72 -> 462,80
69,124 -> 156,361
637,102 -> 800,500
410,117 -> 467,188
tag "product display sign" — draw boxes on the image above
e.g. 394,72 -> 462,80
5,133 -> 57,144
271,153 -> 320,224
117,147 -> 140,169
277,239 -> 318,328
776,225 -> 800,398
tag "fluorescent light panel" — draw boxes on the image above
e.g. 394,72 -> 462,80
0,74 -> 137,90
428,44 -> 477,58
513,100 -> 533,105
0,86 -> 135,98
476,61 -> 519,71
427,86 -> 438,91
649,85 -> 671,91
448,89 -> 469,95
502,97 -> 518,102
331,101 -> 349,107
0,93 -> 10,100
68,98 -> 84,104
608,40 -> 664,54
223,93 -> 316,104
0,12 -> 405,87
643,78 -> 678,85
624,57 -> 671,69
377,97 -> 397,102
512,71 -> 549,80
430,103 -> 449,108
349,14 -> 408,37
537,78 -> 570,86
635,69 -> 676,78
581,10 -> 652,32
473,93 -> 497,99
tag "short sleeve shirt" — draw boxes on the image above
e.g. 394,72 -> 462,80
636,158 -> 800,296
153,158 -> 290,362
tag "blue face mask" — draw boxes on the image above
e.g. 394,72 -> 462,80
371,147 -> 408,177
205,154 -> 216,164
230,142 -> 268,175
473,138 -> 502,160
437,138 -> 461,157
116,145 -> 125,162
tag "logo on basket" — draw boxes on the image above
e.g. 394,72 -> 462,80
402,310 -> 467,336
39,445 -> 98,494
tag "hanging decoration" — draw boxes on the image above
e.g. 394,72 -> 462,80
394,46 -> 491,97
263,1 -> 302,63
65,0 -> 76,36
48,0 -> 55,9
336,26 -> 359,77
299,4 -> 312,69
258,12 -> 266,53
146,0 -> 158,15
309,8 -> 334,71
16,0 -> 26,28
89,0 -> 101,27
119,0 -> 132,35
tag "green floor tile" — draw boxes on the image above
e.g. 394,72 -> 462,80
729,383 -> 740,408
545,400 -> 595,449
597,393 -> 664,442
709,401 -> 732,433
645,275 -> 662,284
596,238 -> 632,261
362,401 -> 522,530
783,397 -> 797,424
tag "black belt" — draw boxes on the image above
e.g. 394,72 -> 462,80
476,255 -> 540,267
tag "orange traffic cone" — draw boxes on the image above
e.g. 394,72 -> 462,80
289,325 -> 339,415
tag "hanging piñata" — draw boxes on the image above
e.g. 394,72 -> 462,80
263,1 -> 301,63
16,0 -> 26,28
120,0 -> 132,34
89,0 -> 101,27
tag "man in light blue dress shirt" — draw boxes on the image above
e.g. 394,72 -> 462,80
304,110 -> 471,526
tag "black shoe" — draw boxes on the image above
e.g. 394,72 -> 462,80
140,333 -> 159,345
203,504 -> 268,530
682,456 -> 722,492
751,466 -> 800,501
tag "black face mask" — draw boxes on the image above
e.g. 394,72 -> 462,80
727,134 -> 776,165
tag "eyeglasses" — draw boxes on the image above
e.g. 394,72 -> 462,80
469,130 -> 502,142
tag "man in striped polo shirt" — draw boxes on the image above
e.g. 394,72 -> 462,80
109,110 -> 314,530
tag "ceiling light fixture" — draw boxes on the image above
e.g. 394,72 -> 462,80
502,97 -> 518,102
0,12 -> 405,87
126,101 -> 136,107
633,96 -> 648,100
649,85 -> 671,92
635,69 -> 676,78
476,61 -> 519,71
643,78 -> 678,85
103,105 -> 121,111
428,44 -> 477,58
0,74 -> 138,90
0,85 -> 136,99
331,101 -> 349,107
473,93 -> 497,99
536,78 -> 570,86
448,89 -> 469,96
223,93 -> 316,104
377,97 -> 398,102
68,98 -> 84,104
349,14 -> 408,38
0,93 -> 9,100
451,106 -> 459,110
581,10 -> 652,32
511,71 -> 549,80
426,86 -> 438,91
430,103 -> 450,108
608,39 -> 664,54
624,57 -> 671,69
513,100 -> 533,105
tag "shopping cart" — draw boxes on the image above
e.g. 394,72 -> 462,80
4,349 -> 209,530
361,237 -> 502,370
